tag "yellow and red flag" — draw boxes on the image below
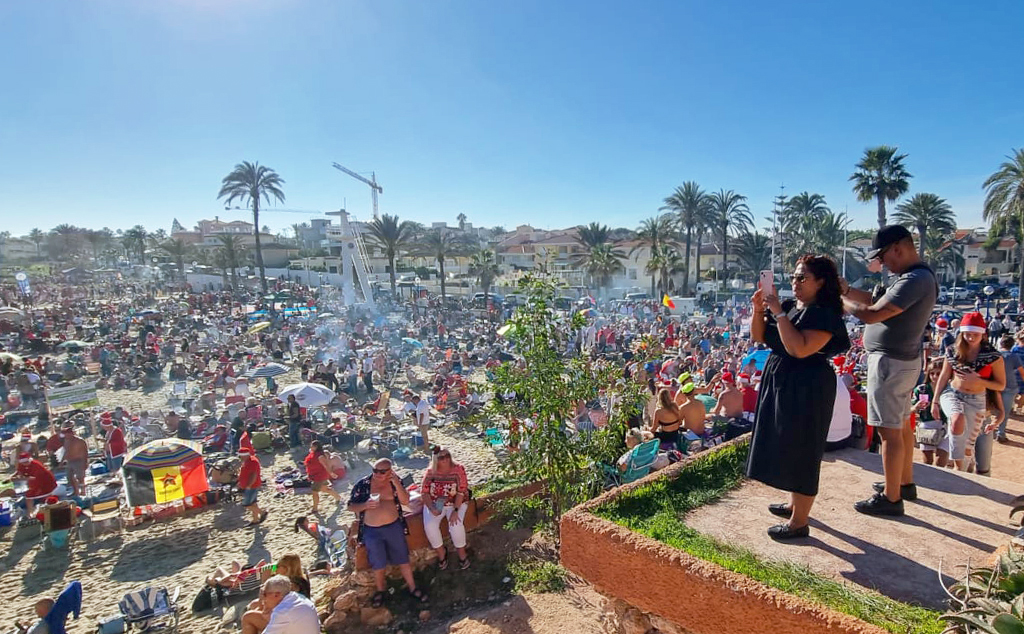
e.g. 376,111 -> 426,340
662,294 -> 675,310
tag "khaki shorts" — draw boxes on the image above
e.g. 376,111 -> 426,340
866,353 -> 920,429
311,480 -> 330,492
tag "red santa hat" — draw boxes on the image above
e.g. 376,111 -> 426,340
721,372 -> 734,384
960,312 -> 987,334
738,372 -> 751,384
17,453 -> 32,464
935,318 -> 949,331
238,446 -> 253,455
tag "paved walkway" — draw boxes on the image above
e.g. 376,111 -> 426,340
686,448 -> 1024,609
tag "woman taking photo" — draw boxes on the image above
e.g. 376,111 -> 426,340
748,255 -> 850,540
421,446 -> 471,570
931,312 -> 1006,473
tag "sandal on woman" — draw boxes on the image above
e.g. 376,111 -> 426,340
409,588 -> 428,603
459,557 -> 471,570
371,591 -> 386,608
438,552 -> 449,571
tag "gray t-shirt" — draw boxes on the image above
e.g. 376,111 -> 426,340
1003,351 -> 1023,393
862,265 -> 938,361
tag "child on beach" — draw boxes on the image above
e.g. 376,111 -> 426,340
914,359 -> 947,466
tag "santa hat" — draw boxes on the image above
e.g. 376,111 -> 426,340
721,372 -> 734,384
960,312 -> 987,334
238,446 -> 253,454
935,318 -> 949,331
17,453 -> 31,464
738,372 -> 751,384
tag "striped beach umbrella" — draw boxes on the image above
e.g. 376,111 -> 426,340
245,362 -> 290,379
124,438 -> 204,471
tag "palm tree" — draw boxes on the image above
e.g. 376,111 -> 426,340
631,215 -> 677,296
781,192 -> 830,268
291,222 -> 309,249
892,193 -> 956,259
121,225 -> 148,264
364,213 -> 417,293
217,161 -> 286,295
660,181 -> 707,294
84,229 -> 112,262
416,228 -> 472,298
216,234 -> 246,289
657,246 -> 686,293
571,242 -> 625,292
576,222 -> 610,249
28,228 -> 45,259
469,249 -> 500,312
707,190 -> 752,278
457,213 -> 468,231
161,239 -> 193,280
733,230 -> 772,278
850,146 -> 912,228
983,149 -> 1024,300
50,224 -> 85,261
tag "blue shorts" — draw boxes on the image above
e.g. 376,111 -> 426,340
241,488 -> 258,507
363,520 -> 409,570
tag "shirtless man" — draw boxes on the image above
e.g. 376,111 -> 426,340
62,426 -> 89,496
712,372 -> 744,420
676,383 -> 708,436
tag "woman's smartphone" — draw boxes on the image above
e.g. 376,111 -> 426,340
759,270 -> 774,296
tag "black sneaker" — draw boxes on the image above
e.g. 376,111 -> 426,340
871,482 -> 917,501
854,492 -> 904,516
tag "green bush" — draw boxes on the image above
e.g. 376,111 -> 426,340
508,558 -> 568,593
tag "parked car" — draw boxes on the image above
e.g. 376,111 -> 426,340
624,292 -> 650,301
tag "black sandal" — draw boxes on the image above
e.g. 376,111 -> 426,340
409,588 -> 428,603
371,591 -> 386,608
459,557 -> 470,570
438,552 -> 449,570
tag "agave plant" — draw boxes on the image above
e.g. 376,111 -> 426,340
942,551 -> 1024,633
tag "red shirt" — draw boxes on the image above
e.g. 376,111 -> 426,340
741,386 -> 758,413
19,460 -> 57,498
238,432 -> 253,454
304,451 -> 330,482
849,389 -> 868,421
106,427 -> 127,458
238,455 -> 262,489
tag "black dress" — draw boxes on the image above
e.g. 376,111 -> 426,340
746,300 -> 850,496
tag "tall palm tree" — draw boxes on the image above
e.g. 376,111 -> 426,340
656,246 -> 686,293
416,228 -> 472,298
216,234 -> 246,289
50,224 -> 85,261
364,213 -> 417,293
983,149 -> 1024,300
469,249 -> 500,312
457,213 -> 468,231
217,161 -> 286,295
631,215 -> 677,296
161,239 -> 193,280
691,201 -> 715,292
850,145 -> 912,228
576,222 -> 610,249
28,228 -> 45,259
733,230 -> 772,278
84,229 -> 112,262
892,193 -> 956,260
660,181 -> 707,294
121,225 -> 148,264
707,189 -> 752,278
571,242 -> 625,292
781,192 -> 830,268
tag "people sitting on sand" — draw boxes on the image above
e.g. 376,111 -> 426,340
421,446 -> 471,570
203,425 -> 229,454
710,372 -> 743,422
14,580 -> 81,634
250,575 -> 319,634
347,458 -> 427,607
15,453 -> 59,515
617,429 -> 670,472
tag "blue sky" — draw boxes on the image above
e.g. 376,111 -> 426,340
1,0 -> 1020,237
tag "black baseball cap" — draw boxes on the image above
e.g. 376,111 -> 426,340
867,225 -> 912,260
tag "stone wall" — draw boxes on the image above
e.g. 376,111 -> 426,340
560,439 -> 888,634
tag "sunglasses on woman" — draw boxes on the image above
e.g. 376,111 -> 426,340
372,467 -> 391,474
790,274 -> 808,283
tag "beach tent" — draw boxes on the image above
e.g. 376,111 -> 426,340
122,439 -> 208,508
742,349 -> 771,371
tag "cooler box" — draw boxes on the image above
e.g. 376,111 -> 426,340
0,501 -> 12,527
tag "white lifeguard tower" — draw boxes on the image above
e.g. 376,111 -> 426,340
325,209 -> 375,309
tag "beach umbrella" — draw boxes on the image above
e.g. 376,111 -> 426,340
742,349 -> 771,371
317,312 -> 334,320
0,352 -> 23,363
0,307 -> 25,320
137,309 -> 161,317
278,382 -> 337,407
57,340 -> 91,349
249,321 -> 272,334
245,362 -> 290,378
178,301 -> 191,310
402,337 -> 424,348
122,439 -> 208,508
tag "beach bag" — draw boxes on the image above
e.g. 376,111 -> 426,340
191,587 -> 216,614
251,432 -> 272,451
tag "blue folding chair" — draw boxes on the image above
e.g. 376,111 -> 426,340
118,586 -> 180,634
604,438 -> 661,486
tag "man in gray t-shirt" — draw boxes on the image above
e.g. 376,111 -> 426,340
841,225 -> 937,518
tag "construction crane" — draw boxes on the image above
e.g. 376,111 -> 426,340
332,162 -> 382,220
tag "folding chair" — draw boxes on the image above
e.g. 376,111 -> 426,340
119,586 -> 181,634
83,497 -> 123,541
604,439 -> 660,487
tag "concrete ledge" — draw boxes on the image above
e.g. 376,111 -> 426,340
560,438 -> 888,634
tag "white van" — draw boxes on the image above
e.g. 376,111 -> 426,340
666,296 -> 697,316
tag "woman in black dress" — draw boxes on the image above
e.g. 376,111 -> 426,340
748,255 -> 850,540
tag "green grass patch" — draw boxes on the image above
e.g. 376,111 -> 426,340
594,442 -> 944,634
508,557 -> 568,594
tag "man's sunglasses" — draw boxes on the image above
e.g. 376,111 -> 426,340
372,467 -> 391,474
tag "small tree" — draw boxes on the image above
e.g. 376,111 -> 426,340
489,275 -> 648,540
